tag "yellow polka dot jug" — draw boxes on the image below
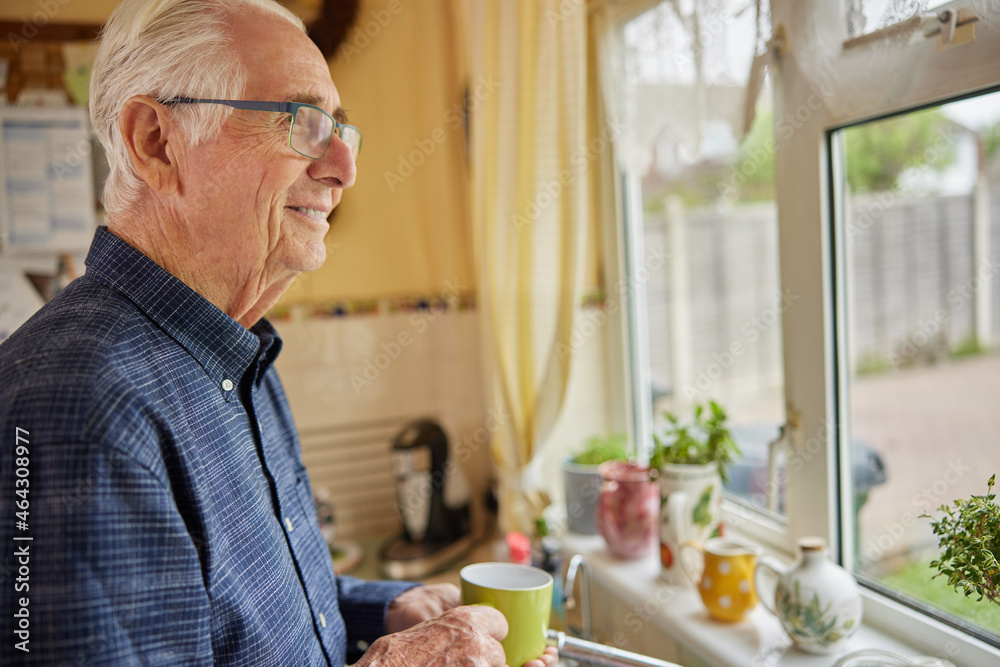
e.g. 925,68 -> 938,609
680,537 -> 760,622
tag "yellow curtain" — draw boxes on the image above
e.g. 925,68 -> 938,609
469,0 -> 590,533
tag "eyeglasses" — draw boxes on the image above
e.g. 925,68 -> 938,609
161,97 -> 362,161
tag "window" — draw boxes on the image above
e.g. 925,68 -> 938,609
834,90 -> 1000,644
610,0 -> 1000,658
619,0 -> 789,526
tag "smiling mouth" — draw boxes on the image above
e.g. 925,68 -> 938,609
288,206 -> 330,220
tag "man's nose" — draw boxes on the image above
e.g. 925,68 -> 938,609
310,134 -> 356,188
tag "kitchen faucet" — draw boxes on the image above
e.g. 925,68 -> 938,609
553,554 -> 682,667
563,553 -> 592,641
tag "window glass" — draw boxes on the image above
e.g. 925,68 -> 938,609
622,1 -> 787,515
836,89 -> 1000,641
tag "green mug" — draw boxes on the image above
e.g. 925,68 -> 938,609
460,562 -> 553,667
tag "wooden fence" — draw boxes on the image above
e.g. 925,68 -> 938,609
642,182 -> 999,403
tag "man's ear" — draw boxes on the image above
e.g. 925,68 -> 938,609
118,95 -> 180,197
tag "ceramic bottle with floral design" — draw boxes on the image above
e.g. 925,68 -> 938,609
754,537 -> 862,654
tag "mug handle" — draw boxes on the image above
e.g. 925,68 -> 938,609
753,556 -> 784,616
678,539 -> 704,587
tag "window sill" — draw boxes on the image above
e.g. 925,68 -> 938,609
560,533 -> 994,667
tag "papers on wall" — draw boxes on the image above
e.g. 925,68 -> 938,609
0,106 -> 97,254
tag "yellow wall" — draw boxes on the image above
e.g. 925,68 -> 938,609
0,0 -> 120,23
282,0 -> 474,304
3,0 -> 475,305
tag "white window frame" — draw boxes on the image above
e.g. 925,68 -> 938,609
608,0 -> 1000,660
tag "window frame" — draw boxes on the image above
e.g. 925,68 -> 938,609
607,0 -> 1000,659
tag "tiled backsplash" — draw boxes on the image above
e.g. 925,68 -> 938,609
273,307 -> 492,541
272,302 -> 615,541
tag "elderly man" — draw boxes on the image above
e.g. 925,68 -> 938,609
0,0 -> 558,665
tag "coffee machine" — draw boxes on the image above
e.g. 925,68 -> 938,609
379,419 -> 474,579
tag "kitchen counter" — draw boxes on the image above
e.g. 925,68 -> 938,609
338,531 -> 999,666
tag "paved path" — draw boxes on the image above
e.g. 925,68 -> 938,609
722,354 -> 1000,574
851,353 -> 1000,573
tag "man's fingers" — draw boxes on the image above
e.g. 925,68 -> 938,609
425,582 -> 461,609
451,604 -> 509,641
522,645 -> 559,667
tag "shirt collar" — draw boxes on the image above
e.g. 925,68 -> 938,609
85,226 -> 278,400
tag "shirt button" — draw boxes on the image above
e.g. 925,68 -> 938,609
356,640 -> 369,651
285,517 -> 294,531
222,379 -> 234,391
319,613 -> 327,628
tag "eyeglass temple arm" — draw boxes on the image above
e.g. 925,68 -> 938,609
161,98 -> 292,114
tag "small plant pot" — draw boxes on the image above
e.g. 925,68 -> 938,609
657,462 -> 723,585
562,459 -> 604,535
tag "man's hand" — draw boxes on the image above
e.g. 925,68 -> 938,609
386,583 -> 462,633
358,605 -> 507,666
380,584 -> 559,666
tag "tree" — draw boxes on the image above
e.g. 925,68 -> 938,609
844,108 -> 957,193
648,104 -> 959,208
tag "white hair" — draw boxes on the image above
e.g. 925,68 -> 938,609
90,0 -> 306,215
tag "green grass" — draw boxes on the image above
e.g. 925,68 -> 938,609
878,560 -> 1000,634
949,336 -> 986,360
855,353 -> 894,376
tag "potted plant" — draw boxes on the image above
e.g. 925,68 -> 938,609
924,474 -> 1000,605
650,400 -> 741,584
562,432 -> 629,534
650,400 -> 741,480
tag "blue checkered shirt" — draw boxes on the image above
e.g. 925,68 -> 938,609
0,227 -> 416,665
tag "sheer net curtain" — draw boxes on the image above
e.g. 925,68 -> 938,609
468,0 -> 589,533
592,0 -> 774,178
772,0 -> 1000,121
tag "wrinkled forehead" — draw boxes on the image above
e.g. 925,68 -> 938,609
228,9 -> 340,114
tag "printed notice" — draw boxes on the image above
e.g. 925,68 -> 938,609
0,106 -> 97,253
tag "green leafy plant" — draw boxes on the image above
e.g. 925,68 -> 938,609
924,474 -> 1000,605
571,432 -> 630,466
650,400 -> 740,482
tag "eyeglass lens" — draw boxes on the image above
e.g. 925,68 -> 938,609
291,106 -> 361,161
